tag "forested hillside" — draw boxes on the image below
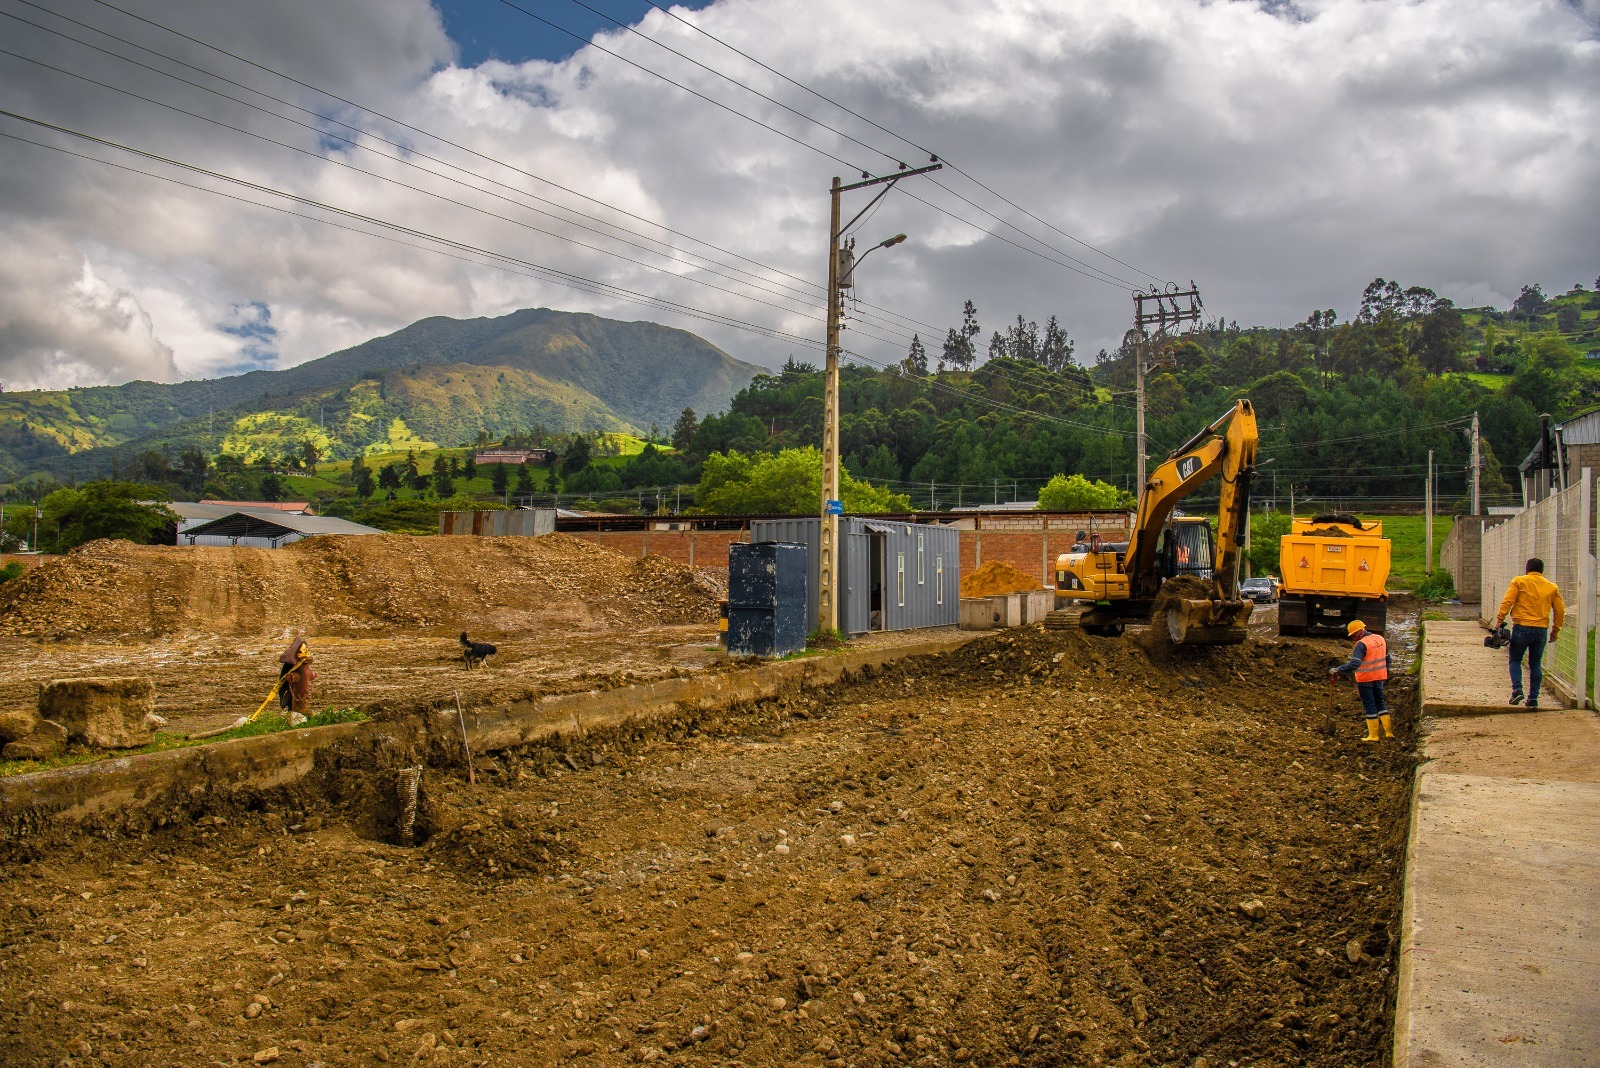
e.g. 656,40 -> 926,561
672,276 -> 1600,510
3,276 -> 1596,525
0,308 -> 760,480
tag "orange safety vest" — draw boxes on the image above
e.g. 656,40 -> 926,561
1354,634 -> 1388,682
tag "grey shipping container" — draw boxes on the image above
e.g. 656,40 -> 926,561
751,518 -> 959,635
726,542 -> 808,657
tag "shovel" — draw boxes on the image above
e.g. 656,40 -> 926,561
1321,675 -> 1344,737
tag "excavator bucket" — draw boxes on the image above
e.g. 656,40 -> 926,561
1166,597 -> 1253,646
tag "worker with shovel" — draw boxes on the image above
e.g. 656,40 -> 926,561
1329,619 -> 1392,742
278,637 -> 317,720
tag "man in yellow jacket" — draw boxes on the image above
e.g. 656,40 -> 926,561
1494,557 -> 1565,708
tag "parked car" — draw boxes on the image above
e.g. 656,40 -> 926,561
1240,577 -> 1278,604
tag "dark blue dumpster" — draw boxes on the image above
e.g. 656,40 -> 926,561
727,542 -> 808,657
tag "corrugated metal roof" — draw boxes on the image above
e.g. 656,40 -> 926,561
180,510 -> 382,538
166,502 -> 240,523
1557,408 -> 1600,446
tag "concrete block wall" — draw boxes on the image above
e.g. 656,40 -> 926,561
1440,516 -> 1509,605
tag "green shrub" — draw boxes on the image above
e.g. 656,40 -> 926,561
1416,569 -> 1456,602
0,561 -> 25,584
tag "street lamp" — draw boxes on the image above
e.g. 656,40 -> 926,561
839,233 -> 907,288
819,169 -> 939,637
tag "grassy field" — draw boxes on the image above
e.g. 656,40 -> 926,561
1257,512 -> 1453,592
1461,371 -> 1510,391
1362,514 -> 1454,591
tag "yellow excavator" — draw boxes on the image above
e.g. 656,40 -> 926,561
1054,398 -> 1259,645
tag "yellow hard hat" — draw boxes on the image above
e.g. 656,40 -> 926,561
1346,619 -> 1365,636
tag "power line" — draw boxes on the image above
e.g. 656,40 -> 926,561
0,48 -> 914,343
635,0 -> 1167,286
491,0 -> 1143,290
4,105 -> 1133,447
62,0 -> 933,333
492,0 -> 862,171
0,115 -> 832,348
1,4 -> 900,325
0,23 -> 938,344
49,0 -> 1140,369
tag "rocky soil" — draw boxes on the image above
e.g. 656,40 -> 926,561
0,623 -> 1415,1067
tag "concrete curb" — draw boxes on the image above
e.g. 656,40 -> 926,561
1,632 -> 977,839
1419,702 -> 1546,718
1390,769 -> 1427,1068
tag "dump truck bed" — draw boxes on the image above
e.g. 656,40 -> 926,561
1278,518 -> 1390,597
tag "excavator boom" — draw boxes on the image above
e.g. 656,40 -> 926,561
1053,398 -> 1259,644
1142,400 -> 1258,643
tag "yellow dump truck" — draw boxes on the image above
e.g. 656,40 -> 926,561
1276,514 -> 1391,636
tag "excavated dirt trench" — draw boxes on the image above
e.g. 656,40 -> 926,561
0,624 -> 1415,1068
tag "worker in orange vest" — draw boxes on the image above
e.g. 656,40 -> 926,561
1330,619 -> 1392,742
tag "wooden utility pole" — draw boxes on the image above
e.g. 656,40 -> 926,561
1135,334 -> 1148,493
819,163 -> 940,634
1470,410 -> 1481,514
1425,450 -> 1434,575
820,177 -> 843,635
1132,285 -> 1203,495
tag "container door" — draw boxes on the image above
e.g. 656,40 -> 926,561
842,530 -> 872,634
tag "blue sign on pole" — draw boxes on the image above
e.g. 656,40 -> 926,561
825,499 -> 843,516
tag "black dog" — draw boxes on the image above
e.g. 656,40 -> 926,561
460,631 -> 497,670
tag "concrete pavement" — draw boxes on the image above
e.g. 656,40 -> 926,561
1395,620 -> 1600,1067
1420,619 -> 1569,715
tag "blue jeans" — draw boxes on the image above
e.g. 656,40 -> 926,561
1508,624 -> 1548,701
1357,680 -> 1387,719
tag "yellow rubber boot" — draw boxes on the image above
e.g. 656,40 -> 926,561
1379,713 -> 1395,739
1362,718 -> 1382,743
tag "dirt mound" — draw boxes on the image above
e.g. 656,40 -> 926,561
1149,574 -> 1216,619
961,560 -> 1044,598
0,533 -> 717,639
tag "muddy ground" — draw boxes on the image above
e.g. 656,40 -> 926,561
0,627 -> 965,740
0,626 -> 722,738
0,617 -> 1415,1068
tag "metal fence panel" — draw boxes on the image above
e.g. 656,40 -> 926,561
1480,472 -> 1594,707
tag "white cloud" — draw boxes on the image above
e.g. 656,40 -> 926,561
0,0 -> 1595,392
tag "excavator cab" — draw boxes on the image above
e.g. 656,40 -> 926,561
1157,518 -> 1214,582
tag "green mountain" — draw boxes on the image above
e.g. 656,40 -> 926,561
0,308 -> 762,478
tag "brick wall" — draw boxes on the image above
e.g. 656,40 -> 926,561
0,553 -> 55,571
571,526 -> 1127,586
569,529 -> 751,568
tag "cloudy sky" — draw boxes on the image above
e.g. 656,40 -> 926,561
0,0 -> 1596,392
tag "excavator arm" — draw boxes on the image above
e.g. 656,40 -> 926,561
1130,399 -> 1259,643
